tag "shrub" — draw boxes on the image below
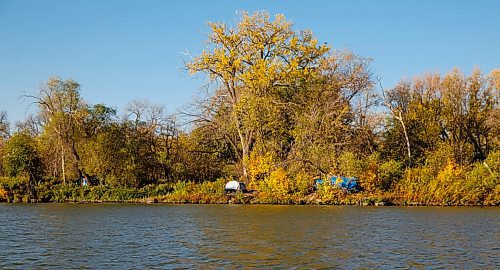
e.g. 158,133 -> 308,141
0,177 -> 29,202
316,181 -> 345,204
396,165 -> 435,204
378,160 -> 404,191
337,152 -> 364,177
162,178 -> 228,204
248,151 -> 275,189
463,151 -> 500,205
292,170 -> 314,195
397,154 -> 499,206
139,183 -> 174,197
0,187 -> 7,201
358,153 -> 379,191
263,167 -> 290,197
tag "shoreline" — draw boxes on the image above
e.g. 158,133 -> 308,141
1,197 -> 497,207
2,179 -> 498,207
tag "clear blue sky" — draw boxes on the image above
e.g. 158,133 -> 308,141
1,0 -> 499,124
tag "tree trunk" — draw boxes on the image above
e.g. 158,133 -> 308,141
398,112 -> 412,166
234,111 -> 250,180
237,129 -> 249,179
28,172 -> 37,202
61,142 -> 66,185
70,140 -> 83,180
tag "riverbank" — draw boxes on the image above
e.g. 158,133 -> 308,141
1,190 -> 497,207
1,177 -> 498,206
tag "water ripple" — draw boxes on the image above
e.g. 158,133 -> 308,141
0,204 -> 498,269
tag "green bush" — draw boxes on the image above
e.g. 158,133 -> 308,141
378,160 -> 403,191
315,181 -> 345,204
139,183 -> 174,197
0,177 -> 29,203
337,152 -> 364,177
34,183 -> 147,203
162,178 -> 228,204
292,170 -> 314,195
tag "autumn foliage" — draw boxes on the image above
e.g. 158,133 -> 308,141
0,11 -> 498,205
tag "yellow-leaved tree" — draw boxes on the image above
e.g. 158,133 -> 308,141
187,11 -> 329,178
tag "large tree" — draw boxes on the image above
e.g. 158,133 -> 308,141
187,11 -> 329,178
29,77 -> 87,183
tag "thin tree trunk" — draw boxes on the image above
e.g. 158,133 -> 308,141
28,173 -> 37,202
234,112 -> 250,179
61,142 -> 66,185
71,139 -> 83,180
398,111 -> 412,165
382,83 -> 412,166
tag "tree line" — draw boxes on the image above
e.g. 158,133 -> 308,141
1,11 -> 498,204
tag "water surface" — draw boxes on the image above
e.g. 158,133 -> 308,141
0,204 -> 498,269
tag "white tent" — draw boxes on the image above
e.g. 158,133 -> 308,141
225,180 -> 247,192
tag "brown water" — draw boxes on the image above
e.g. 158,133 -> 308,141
0,204 -> 498,269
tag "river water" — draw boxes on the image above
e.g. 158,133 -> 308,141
0,204 -> 498,269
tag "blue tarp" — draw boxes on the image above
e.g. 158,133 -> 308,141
315,176 -> 360,192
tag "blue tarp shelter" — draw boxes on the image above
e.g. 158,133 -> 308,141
315,176 -> 360,192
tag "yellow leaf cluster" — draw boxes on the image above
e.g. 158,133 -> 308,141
0,187 -> 7,200
263,167 -> 291,197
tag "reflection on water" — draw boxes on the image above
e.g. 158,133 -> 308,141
0,204 -> 498,268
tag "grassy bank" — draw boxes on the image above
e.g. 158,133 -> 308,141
2,151 -> 499,206
0,177 -> 173,203
1,176 -> 498,206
